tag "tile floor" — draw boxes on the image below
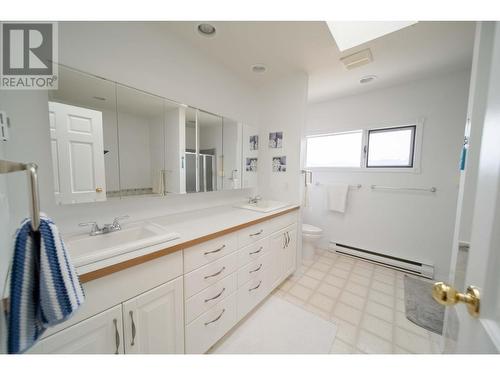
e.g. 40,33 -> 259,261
273,248 -> 442,354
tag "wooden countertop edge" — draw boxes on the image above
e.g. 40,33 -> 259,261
78,206 -> 300,284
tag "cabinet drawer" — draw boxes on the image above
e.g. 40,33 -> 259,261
267,212 -> 297,233
184,251 -> 238,298
185,292 -> 237,354
237,275 -> 270,321
237,222 -> 270,247
185,272 -> 237,324
237,252 -> 272,287
237,238 -> 269,268
183,233 -> 238,273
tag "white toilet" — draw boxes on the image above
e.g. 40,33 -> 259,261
302,223 -> 323,260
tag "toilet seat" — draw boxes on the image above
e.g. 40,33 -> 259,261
302,224 -> 323,235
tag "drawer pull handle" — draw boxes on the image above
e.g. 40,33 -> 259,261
249,264 -> 263,274
249,246 -> 263,255
249,229 -> 263,237
204,244 -> 226,255
204,309 -> 226,326
129,311 -> 136,346
204,287 -> 226,303
204,266 -> 226,279
113,318 -> 120,354
249,281 -> 262,292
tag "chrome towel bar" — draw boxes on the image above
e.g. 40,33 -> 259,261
0,159 -> 40,230
370,185 -> 437,193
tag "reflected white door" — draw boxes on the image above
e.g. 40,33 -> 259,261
441,21 -> 500,353
49,101 -> 106,204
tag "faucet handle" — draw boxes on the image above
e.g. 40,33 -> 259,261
112,215 -> 130,226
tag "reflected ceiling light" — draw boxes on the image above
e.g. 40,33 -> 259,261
197,23 -> 216,37
360,75 -> 377,84
251,64 -> 267,73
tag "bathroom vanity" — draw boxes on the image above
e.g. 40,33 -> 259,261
27,205 -> 299,354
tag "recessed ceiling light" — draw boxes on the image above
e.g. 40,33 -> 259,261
251,64 -> 267,74
197,23 -> 216,37
360,75 -> 377,84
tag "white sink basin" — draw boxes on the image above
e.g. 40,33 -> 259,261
67,222 -> 179,267
236,200 -> 289,213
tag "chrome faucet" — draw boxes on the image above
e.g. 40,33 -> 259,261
248,195 -> 262,204
79,215 -> 130,236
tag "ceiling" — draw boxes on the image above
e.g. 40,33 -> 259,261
163,21 -> 476,103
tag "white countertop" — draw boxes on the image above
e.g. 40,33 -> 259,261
73,203 -> 299,276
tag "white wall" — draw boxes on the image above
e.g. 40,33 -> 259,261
118,111 -> 152,190
305,69 -> 470,280
256,72 -> 309,205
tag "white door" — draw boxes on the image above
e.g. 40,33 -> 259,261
49,101 -> 106,204
438,21 -> 500,353
122,277 -> 184,354
28,305 -> 124,354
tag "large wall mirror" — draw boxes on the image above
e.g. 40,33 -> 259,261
47,65 -> 256,204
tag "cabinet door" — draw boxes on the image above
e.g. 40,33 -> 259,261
283,225 -> 297,277
122,276 -> 184,354
269,230 -> 287,289
29,305 -> 123,354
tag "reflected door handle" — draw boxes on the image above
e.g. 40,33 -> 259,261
432,282 -> 480,317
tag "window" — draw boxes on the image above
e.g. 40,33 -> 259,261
305,123 -> 420,170
366,125 -> 416,168
306,131 -> 363,167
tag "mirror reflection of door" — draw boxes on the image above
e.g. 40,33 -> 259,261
48,66 -> 118,204
198,110 -> 223,192
185,108 -> 224,193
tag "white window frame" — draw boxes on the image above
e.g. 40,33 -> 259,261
305,118 -> 424,173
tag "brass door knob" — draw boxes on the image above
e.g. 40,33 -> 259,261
96,187 -> 103,193
432,282 -> 480,317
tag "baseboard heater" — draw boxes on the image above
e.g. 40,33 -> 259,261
330,242 -> 434,279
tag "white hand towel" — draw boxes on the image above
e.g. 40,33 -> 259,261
327,183 -> 349,213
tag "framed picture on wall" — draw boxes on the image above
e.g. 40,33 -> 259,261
272,156 -> 286,172
268,131 -> 283,148
246,157 -> 258,172
249,135 -> 259,150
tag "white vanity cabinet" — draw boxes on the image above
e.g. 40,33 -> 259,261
122,277 -> 184,354
27,208 -> 298,355
30,276 -> 184,354
29,305 -> 124,354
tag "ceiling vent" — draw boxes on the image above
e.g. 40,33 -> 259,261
340,48 -> 373,70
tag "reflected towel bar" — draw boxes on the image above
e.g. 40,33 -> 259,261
370,185 -> 437,193
314,182 -> 362,189
0,159 -> 40,231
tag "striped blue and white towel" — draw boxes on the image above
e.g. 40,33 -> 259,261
8,215 -> 85,354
